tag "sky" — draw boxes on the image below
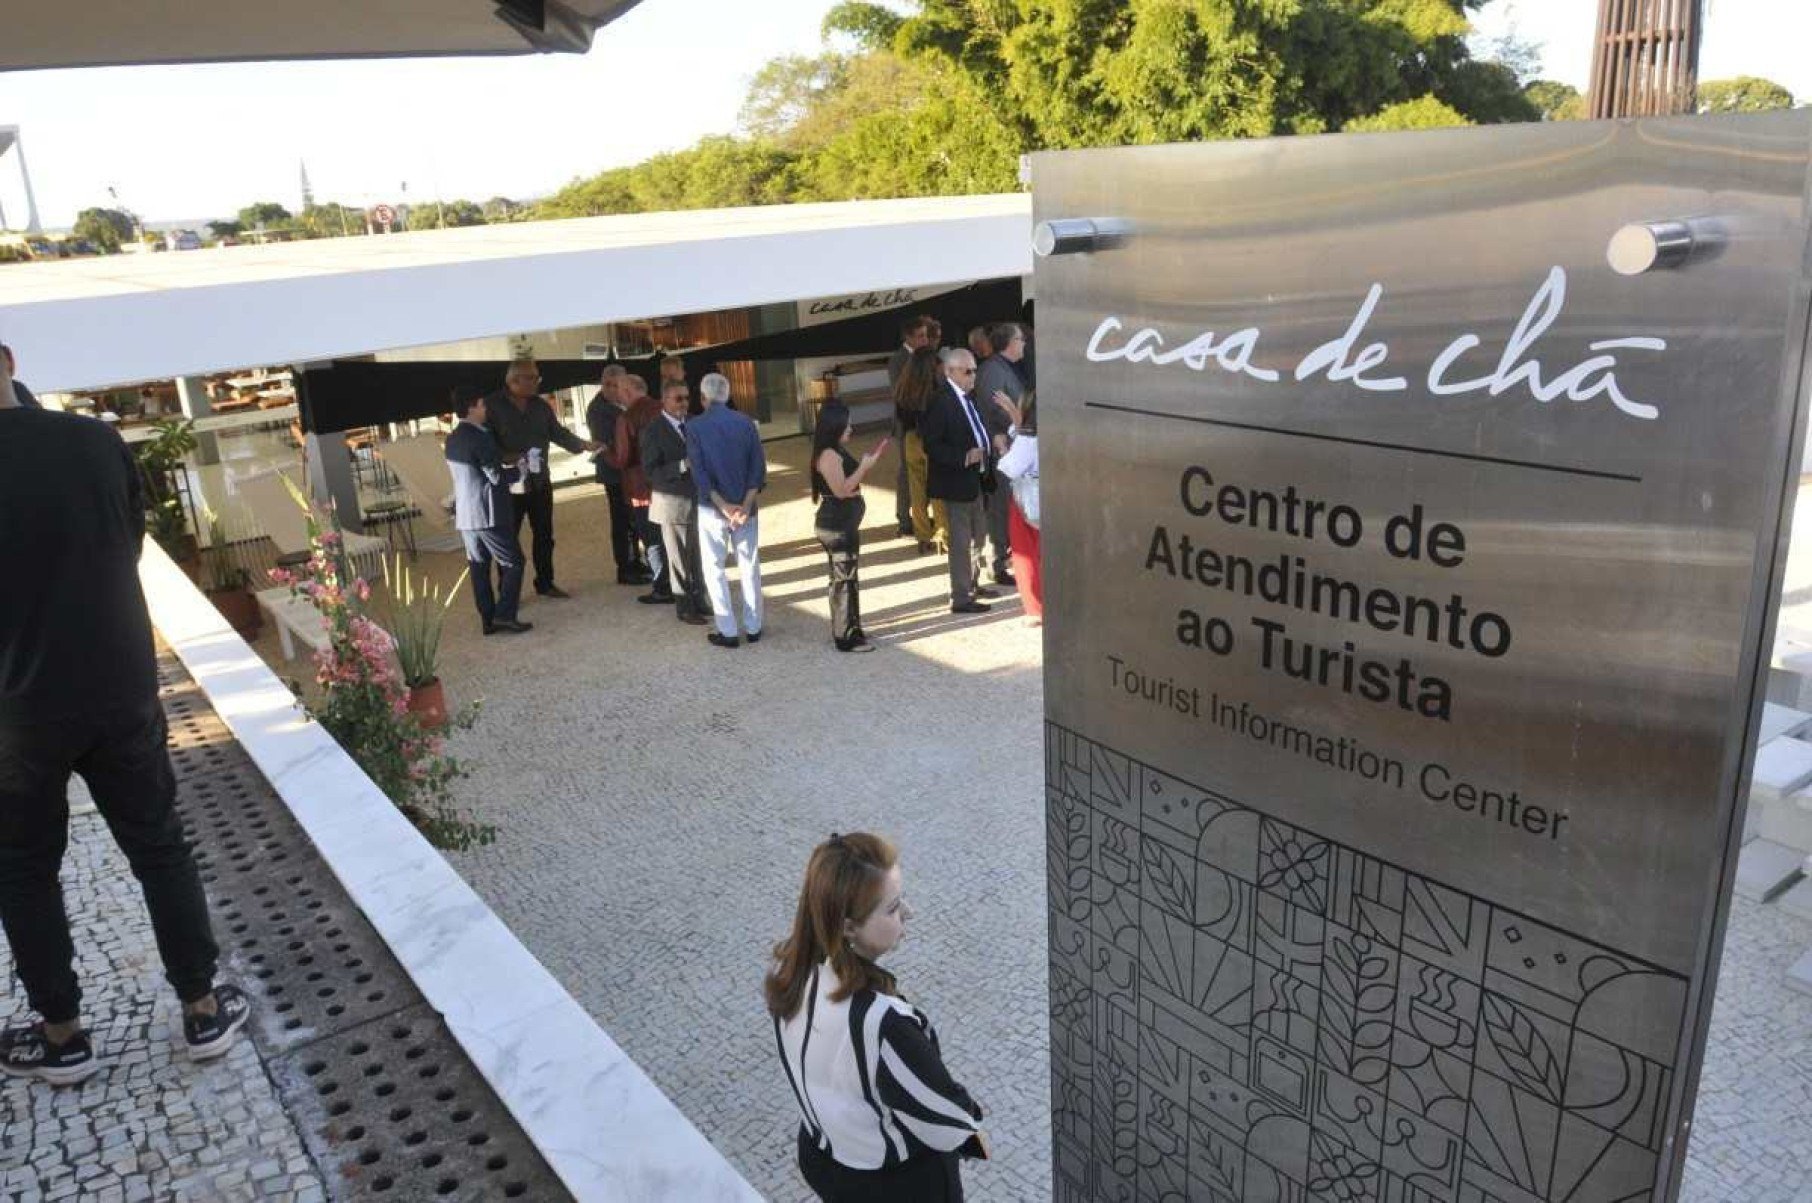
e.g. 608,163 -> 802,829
0,0 -> 1808,231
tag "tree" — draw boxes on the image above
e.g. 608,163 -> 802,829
299,202 -> 363,239
1344,95 -> 1473,133
236,201 -> 293,230
417,199 -> 485,228
73,207 -> 135,253
207,219 -> 244,240
535,138 -> 801,219
541,0 -> 1550,222
822,0 -> 904,49
1524,79 -> 1585,121
740,53 -> 852,143
482,196 -> 526,223
871,0 -> 1533,147
1697,76 -> 1794,114
796,56 -> 1022,199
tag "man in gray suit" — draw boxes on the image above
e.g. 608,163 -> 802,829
972,322 -> 1028,587
444,386 -> 532,636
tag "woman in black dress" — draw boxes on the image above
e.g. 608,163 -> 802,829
811,403 -> 889,653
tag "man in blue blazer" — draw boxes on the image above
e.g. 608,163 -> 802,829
445,386 -> 532,635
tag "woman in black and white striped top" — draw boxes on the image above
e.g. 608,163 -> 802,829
765,832 -> 988,1201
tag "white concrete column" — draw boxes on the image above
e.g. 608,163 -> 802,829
175,375 -> 220,465
305,432 -> 365,534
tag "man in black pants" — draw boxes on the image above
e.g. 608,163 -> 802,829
584,365 -> 649,586
484,358 -> 598,599
0,354 -> 250,1085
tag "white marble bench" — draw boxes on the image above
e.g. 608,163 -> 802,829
255,588 -> 330,661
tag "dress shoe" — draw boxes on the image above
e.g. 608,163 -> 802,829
835,637 -> 876,653
745,630 -> 763,644
485,619 -> 533,635
950,600 -> 992,615
617,570 -> 652,585
678,610 -> 709,626
537,585 -> 572,599
993,571 -> 1017,588
974,586 -> 999,600
637,591 -> 675,605
707,633 -> 741,649
897,524 -> 914,538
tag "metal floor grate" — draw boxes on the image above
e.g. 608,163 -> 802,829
158,657 -> 567,1201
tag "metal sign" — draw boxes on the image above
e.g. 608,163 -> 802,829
372,203 -> 396,229
1035,111 -> 1812,1202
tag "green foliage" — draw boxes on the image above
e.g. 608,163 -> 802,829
237,201 -> 294,229
886,0 -> 1522,146
794,56 -> 1021,199
200,507 -> 255,593
540,0 -> 1544,217
410,199 -> 486,228
741,52 -> 853,142
134,419 -> 198,557
295,202 -> 361,238
1344,95 -> 1472,133
1523,79 -> 1585,121
377,554 -> 469,689
537,137 -> 802,218
482,196 -> 527,222
1697,76 -> 1794,114
207,219 -> 244,240
822,1 -> 904,49
73,207 -> 134,253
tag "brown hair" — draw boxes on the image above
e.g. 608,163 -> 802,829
891,346 -> 944,415
967,325 -> 993,360
764,832 -> 900,1018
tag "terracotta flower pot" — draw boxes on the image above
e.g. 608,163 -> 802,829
406,678 -> 448,730
208,586 -> 263,638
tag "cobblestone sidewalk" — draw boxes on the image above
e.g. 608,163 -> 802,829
0,800 -> 324,1202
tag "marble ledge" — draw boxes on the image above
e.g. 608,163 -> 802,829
139,543 -> 762,1202
450,997 -> 763,1203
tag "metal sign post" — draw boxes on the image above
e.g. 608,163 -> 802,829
1034,111 -> 1812,1202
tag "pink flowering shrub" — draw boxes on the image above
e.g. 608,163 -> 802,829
273,513 -> 495,851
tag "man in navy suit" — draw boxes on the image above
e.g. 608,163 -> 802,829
445,386 -> 532,636
921,347 -> 998,614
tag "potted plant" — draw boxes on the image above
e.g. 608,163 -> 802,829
377,554 -> 469,730
201,507 -> 262,637
134,418 -> 200,577
273,518 -> 493,851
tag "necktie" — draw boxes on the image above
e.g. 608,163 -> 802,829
957,391 -> 987,452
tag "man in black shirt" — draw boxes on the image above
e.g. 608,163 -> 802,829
0,354 -> 249,1085
484,358 -> 597,599
1,344 -> 41,408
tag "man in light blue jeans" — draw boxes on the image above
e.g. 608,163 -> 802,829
685,373 -> 768,649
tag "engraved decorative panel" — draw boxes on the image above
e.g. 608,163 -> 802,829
1047,726 -> 1688,1203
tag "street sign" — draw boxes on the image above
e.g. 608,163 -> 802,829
372,203 -> 396,228
1036,111 -> 1812,1202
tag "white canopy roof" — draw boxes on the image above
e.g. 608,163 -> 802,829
0,194 -> 1034,391
4,0 -> 646,70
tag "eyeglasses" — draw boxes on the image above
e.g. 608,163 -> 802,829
950,366 -> 977,375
